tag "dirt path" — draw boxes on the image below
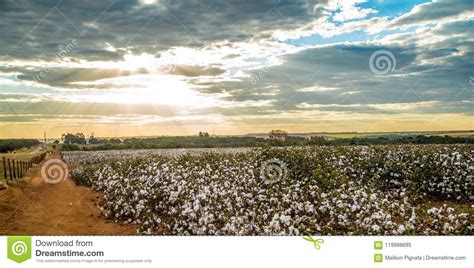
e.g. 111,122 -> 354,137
0,153 -> 136,235
27,144 -> 44,155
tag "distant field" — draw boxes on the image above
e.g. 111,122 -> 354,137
430,132 -> 474,137
320,131 -> 474,139
62,147 -> 253,164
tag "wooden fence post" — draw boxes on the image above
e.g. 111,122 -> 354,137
12,159 -> 16,179
7,158 -> 12,180
16,160 -> 20,178
2,156 -> 6,180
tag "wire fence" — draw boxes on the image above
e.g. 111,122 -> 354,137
2,152 -> 47,180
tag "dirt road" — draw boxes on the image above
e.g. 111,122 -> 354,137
0,153 -> 136,235
27,144 -> 44,155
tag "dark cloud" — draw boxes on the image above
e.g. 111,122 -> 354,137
3,66 -> 148,88
0,0 -> 324,61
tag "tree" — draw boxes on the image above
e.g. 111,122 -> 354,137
269,129 -> 288,141
198,131 -> 210,137
62,133 -> 87,144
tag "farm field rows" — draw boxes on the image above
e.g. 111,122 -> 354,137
63,145 -> 473,235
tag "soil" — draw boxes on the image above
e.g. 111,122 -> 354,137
0,153 -> 136,235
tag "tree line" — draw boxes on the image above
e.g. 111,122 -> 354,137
60,132 -> 473,151
0,139 -> 40,153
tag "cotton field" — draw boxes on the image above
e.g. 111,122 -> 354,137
64,145 -> 473,235
62,148 -> 252,165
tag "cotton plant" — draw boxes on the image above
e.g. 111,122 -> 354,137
67,145 -> 473,235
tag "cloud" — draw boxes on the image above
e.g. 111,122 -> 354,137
391,0 -> 474,27
168,65 -> 225,77
0,0 -> 329,61
201,17 -> 473,117
331,0 -> 377,22
0,0 -> 472,136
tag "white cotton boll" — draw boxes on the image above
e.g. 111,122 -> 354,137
280,215 -> 292,226
319,205 -> 327,213
372,224 -> 381,232
397,224 -> 405,234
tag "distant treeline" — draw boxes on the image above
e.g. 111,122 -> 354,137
60,135 -> 473,151
0,139 -> 40,153
307,135 -> 473,145
61,136 -> 306,151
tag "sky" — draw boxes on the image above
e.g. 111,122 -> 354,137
0,0 -> 473,138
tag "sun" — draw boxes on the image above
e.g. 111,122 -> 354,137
67,74 -> 221,108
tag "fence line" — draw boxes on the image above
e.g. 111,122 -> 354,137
2,152 -> 47,180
